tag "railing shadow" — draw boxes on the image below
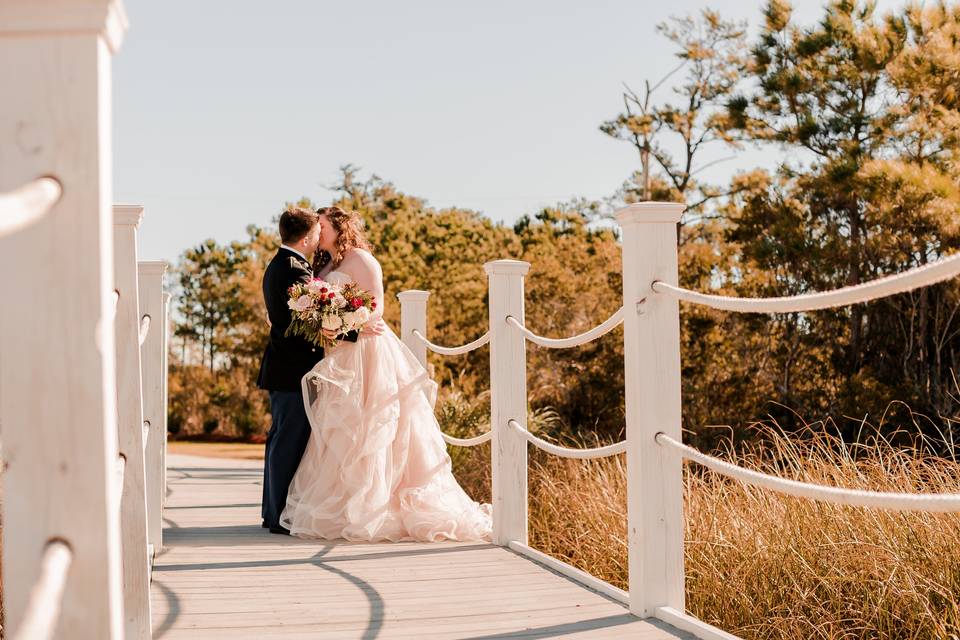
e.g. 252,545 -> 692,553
153,542 -> 500,639
459,614 -> 693,639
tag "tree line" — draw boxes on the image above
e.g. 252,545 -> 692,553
169,1 -> 960,449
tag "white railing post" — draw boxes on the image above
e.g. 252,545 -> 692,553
161,291 -> 172,507
616,202 -> 686,618
0,2 -> 128,637
113,205 -> 152,639
397,290 -> 431,368
138,260 -> 168,555
484,260 -> 530,546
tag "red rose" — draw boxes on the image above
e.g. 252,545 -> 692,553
351,298 -> 362,309
371,302 -> 377,308
320,287 -> 328,293
328,292 -> 336,300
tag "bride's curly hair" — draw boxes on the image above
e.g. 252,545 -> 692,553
312,206 -> 372,275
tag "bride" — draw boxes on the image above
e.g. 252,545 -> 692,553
279,206 -> 492,542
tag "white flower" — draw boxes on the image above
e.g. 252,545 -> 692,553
353,306 -> 372,325
321,314 -> 343,332
306,279 -> 325,294
341,311 -> 358,329
289,295 -> 312,312
332,292 -> 347,308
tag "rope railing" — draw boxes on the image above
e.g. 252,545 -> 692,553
656,432 -> 960,513
652,251 -> 960,313
0,177 -> 62,239
411,329 -> 490,356
12,540 -> 73,640
138,314 -> 151,346
506,307 -> 624,349
440,430 -> 493,447
507,419 -> 627,459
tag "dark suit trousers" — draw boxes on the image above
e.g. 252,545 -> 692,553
262,390 -> 311,527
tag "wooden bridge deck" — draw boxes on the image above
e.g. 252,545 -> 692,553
152,454 -> 693,639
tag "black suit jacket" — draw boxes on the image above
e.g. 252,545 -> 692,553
256,248 -> 359,392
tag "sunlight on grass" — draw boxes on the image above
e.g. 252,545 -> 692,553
452,423 -> 960,639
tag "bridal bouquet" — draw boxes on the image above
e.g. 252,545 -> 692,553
285,277 -> 377,348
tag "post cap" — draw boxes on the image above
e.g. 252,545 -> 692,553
113,204 -> 144,227
0,0 -> 130,54
483,259 -> 530,276
614,202 -> 685,225
138,260 -> 168,275
397,290 -> 431,302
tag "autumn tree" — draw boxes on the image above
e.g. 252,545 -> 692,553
726,0 -> 960,430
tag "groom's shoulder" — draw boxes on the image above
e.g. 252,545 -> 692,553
268,249 -> 309,272
285,255 -> 310,273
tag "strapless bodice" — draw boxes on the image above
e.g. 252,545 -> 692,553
325,270 -> 352,286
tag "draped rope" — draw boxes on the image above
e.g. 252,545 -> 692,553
411,329 -> 490,356
656,433 -> 960,512
0,177 -> 62,239
651,252 -> 960,313
13,540 -> 73,640
440,430 -> 493,447
507,419 -> 626,459
505,307 -> 624,349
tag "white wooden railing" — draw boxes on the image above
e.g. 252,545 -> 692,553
0,2 -> 170,638
398,202 -> 960,640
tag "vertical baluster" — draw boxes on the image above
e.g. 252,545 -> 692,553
617,202 -> 686,617
113,205 -> 152,638
138,260 -> 168,555
484,260 -> 530,546
161,291 -> 171,508
397,290 -> 430,368
0,2 -> 129,636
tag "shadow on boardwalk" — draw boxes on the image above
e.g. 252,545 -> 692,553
152,454 -> 693,639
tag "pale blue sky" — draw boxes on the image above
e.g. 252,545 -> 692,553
114,0 -> 900,263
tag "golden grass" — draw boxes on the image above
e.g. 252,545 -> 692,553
452,427 -> 960,639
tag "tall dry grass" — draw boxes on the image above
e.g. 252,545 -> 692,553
451,422 -> 960,639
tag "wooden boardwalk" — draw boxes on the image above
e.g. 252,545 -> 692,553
152,454 -> 694,639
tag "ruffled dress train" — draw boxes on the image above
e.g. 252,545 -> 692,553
279,327 -> 492,542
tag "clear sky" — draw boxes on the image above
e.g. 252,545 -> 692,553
113,0 -> 900,264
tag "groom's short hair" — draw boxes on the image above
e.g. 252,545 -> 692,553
279,207 -> 320,243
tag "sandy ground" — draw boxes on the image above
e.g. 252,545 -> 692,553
167,441 -> 265,460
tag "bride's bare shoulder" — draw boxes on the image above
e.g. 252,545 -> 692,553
342,248 -> 381,273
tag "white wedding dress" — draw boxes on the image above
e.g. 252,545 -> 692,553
279,251 -> 492,542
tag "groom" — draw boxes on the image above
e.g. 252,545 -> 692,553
256,207 -> 356,534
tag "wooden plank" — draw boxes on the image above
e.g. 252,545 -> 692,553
151,454 -> 694,639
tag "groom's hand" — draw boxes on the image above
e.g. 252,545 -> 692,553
361,320 -> 386,336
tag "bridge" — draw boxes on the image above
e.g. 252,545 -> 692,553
4,2 -> 960,639
153,454 -> 693,639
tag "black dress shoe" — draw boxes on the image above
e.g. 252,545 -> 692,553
268,525 -> 290,535
261,520 -> 269,528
